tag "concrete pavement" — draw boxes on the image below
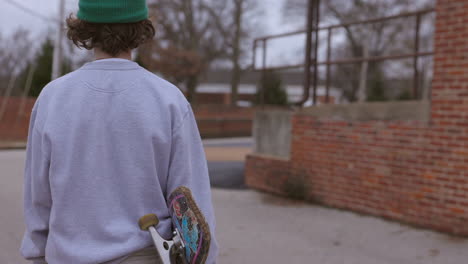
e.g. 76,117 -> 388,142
2,138 -> 468,264
0,150 -> 28,264
214,189 -> 468,264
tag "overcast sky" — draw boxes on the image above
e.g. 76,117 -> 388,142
0,0 -> 297,37
1,0 -> 77,36
0,0 -> 303,67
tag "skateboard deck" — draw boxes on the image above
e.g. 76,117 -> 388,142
168,187 -> 211,264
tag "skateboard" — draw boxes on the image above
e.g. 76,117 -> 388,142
139,186 -> 211,264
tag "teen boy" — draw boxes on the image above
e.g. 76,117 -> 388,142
20,1 -> 218,263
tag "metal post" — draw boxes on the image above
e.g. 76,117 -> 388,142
261,39 -> 267,108
357,45 -> 369,103
325,28 -> 332,103
413,14 -> 421,99
0,74 -> 18,123
252,40 -> 257,70
52,0 -> 65,80
302,0 -> 315,107
16,63 -> 37,125
312,0 -> 320,105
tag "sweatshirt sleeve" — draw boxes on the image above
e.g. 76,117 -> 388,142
20,108 -> 52,263
166,103 -> 219,264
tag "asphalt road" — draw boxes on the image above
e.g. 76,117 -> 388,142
204,137 -> 252,190
208,161 -> 246,189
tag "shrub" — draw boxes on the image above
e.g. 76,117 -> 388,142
255,70 -> 288,106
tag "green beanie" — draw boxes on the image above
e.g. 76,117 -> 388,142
77,0 -> 149,23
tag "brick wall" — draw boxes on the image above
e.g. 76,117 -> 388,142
192,105 -> 255,138
245,0 -> 468,236
194,105 -> 291,138
0,97 -> 260,144
0,96 -> 35,142
245,154 -> 291,195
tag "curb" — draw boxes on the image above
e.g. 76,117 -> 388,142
0,142 -> 27,150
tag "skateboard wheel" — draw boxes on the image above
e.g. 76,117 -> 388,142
138,214 -> 159,231
170,245 -> 186,264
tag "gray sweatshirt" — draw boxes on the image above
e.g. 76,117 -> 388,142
20,58 -> 218,264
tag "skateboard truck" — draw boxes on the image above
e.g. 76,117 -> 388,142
139,186 -> 211,264
138,214 -> 186,264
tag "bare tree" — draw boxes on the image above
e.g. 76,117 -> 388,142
139,0 -> 229,103
228,0 -> 246,106
223,0 -> 261,106
282,0 -> 436,101
0,28 -> 35,97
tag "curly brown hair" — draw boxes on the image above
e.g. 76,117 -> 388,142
66,15 -> 155,57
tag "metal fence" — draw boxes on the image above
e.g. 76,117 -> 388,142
252,0 -> 435,106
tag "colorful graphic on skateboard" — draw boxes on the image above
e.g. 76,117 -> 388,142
138,186 -> 211,264
168,186 -> 211,264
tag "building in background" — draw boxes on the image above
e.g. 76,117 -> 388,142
180,69 -> 345,106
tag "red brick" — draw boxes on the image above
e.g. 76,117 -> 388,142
246,0 -> 468,237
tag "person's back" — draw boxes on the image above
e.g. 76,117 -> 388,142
19,1 -> 218,263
